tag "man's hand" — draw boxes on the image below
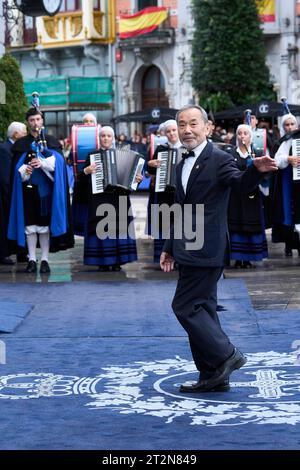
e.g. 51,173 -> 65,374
253,156 -> 278,173
160,251 -> 175,272
25,165 -> 33,175
30,157 -> 42,169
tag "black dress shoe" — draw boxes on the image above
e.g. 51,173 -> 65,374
234,260 -> 242,269
0,257 -> 15,265
40,260 -> 51,273
242,261 -> 253,269
180,379 -> 230,393
216,304 -> 227,312
98,265 -> 110,272
204,348 -> 247,390
17,253 -> 28,263
25,260 -> 37,273
111,264 -> 121,271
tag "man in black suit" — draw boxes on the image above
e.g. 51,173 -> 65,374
160,105 -> 277,393
0,122 -> 27,264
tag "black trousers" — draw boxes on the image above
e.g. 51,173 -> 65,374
172,265 -> 234,378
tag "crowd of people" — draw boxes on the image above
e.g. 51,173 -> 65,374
1,103 -> 300,276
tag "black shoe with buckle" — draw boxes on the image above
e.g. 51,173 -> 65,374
40,260 -> 51,273
25,260 -> 37,273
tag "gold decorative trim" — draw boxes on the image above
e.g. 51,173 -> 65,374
40,38 -> 111,48
94,11 -> 104,36
71,16 -> 82,37
44,18 -> 58,39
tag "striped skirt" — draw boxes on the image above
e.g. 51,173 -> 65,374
83,233 -> 137,266
230,232 -> 268,261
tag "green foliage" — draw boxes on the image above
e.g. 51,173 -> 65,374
200,91 -> 234,114
0,53 -> 27,140
192,0 -> 275,111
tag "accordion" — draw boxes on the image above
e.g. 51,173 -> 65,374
155,148 -> 183,192
292,139 -> 300,181
90,148 -> 145,194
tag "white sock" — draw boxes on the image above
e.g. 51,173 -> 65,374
26,233 -> 37,262
39,232 -> 50,262
295,224 -> 300,235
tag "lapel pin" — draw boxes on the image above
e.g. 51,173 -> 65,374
196,165 -> 200,169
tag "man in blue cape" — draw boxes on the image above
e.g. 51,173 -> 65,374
8,106 -> 74,274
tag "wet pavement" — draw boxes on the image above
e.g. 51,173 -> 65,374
1,194 -> 300,311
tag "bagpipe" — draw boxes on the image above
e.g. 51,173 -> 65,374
26,92 -> 54,187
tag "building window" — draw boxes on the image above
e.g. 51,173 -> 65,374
138,0 -> 158,10
60,0 -> 82,11
23,16 -> 37,44
142,65 -> 168,109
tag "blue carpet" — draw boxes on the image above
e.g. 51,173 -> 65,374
0,301 -> 33,333
0,280 -> 300,450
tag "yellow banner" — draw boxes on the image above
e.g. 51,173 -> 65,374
256,0 -> 276,23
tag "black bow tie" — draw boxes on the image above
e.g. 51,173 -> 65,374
182,150 -> 195,160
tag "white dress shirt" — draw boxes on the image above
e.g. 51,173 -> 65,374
181,140 -> 208,193
274,139 -> 292,169
169,140 -> 182,149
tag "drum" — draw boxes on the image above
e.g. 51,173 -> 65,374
71,124 -> 101,178
149,133 -> 168,159
252,128 -> 267,157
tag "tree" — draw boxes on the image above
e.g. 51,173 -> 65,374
191,0 -> 275,112
0,53 -> 28,140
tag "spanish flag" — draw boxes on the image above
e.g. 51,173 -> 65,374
119,7 -> 168,39
256,0 -> 276,23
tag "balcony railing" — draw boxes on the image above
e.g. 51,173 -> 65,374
119,26 -> 175,49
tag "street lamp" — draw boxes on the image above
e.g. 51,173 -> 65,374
14,0 -> 62,17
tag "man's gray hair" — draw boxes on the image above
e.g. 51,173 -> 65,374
176,105 -> 208,124
7,121 -> 26,138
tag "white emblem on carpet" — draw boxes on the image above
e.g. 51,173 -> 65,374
1,351 -> 300,426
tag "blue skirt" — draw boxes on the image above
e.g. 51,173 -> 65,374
84,233 -> 137,266
230,232 -> 268,261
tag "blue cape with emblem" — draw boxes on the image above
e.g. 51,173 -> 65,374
8,150 -> 69,247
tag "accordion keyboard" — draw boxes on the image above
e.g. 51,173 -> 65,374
155,151 -> 169,192
292,139 -> 300,181
90,153 -> 104,194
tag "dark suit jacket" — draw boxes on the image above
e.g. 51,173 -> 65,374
0,139 -> 13,197
163,141 -> 264,267
0,139 -> 13,257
